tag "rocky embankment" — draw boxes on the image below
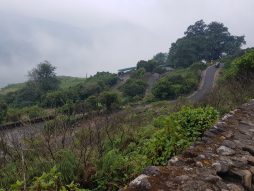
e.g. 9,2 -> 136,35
124,100 -> 254,191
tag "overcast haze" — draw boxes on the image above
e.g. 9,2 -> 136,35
0,0 -> 253,87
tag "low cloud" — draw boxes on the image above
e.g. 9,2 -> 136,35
0,0 -> 253,87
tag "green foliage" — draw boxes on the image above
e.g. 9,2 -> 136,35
167,20 -> 245,68
226,50 -> 254,80
0,83 -> 25,96
171,106 -> 219,138
99,91 -> 120,111
58,76 -> 87,90
0,101 -> 7,124
95,106 -> 218,190
152,52 -> 168,65
95,149 -> 128,190
142,106 -> 218,165
12,84 -> 40,107
121,79 -> 147,98
28,61 -> 60,93
5,106 -> 46,123
152,65 -> 201,100
29,166 -> 77,191
201,50 -> 254,114
131,68 -> 145,79
41,90 -> 68,108
153,66 -> 167,74
136,60 -> 157,72
56,150 -> 78,184
84,96 -> 100,112
20,105 -> 46,120
89,72 -> 118,87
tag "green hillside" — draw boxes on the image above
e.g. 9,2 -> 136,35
0,76 -> 87,95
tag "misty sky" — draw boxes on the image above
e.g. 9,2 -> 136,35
0,0 -> 253,87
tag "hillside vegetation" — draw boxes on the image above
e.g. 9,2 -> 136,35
0,20 -> 252,191
0,76 -> 87,95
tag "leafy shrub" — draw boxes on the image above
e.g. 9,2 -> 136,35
153,66 -> 167,74
152,66 -> 200,100
95,149 -> 128,190
137,60 -> 157,72
225,50 -> 254,80
5,105 -> 46,123
121,79 -> 147,98
5,166 -> 82,191
5,108 -> 22,122
99,91 -> 120,111
56,150 -> 78,184
20,105 -> 46,120
131,68 -> 145,79
171,106 -> 219,139
142,106 -> 218,165
41,90 -> 68,108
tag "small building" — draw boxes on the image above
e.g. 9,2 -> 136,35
118,67 -> 136,76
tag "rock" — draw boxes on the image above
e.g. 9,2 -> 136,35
217,146 -> 236,156
227,183 -> 244,191
168,156 -> 179,165
129,174 -> 151,190
242,170 -> 252,190
230,169 -> 252,190
143,166 -> 160,176
222,114 -> 233,121
242,145 -> 254,155
204,175 -> 221,183
231,156 -> 247,168
215,121 -> 226,128
222,131 -> 234,138
212,161 -> 229,173
204,131 -> 216,138
196,161 -> 203,167
175,175 -> 189,184
197,154 -> 206,160
222,140 -> 236,149
246,155 -> 254,165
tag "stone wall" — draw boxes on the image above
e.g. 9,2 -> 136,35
124,100 -> 254,191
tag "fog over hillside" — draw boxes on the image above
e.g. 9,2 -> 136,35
0,12 -> 157,87
0,0 -> 254,87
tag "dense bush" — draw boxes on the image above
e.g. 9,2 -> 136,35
41,90 -> 68,108
136,60 -> 157,72
5,106 -> 46,123
225,50 -> 254,80
4,166 -> 83,191
152,66 -> 200,100
143,106 -> 218,165
95,106 -> 218,189
131,68 -> 145,79
99,91 -> 120,111
121,79 -> 147,98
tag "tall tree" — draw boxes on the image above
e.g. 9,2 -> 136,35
28,61 -> 59,93
167,20 -> 245,68
152,52 -> 168,65
184,20 -> 207,37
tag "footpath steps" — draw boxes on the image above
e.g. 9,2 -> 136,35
124,100 -> 254,191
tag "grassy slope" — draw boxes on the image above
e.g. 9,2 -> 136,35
0,76 -> 87,95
